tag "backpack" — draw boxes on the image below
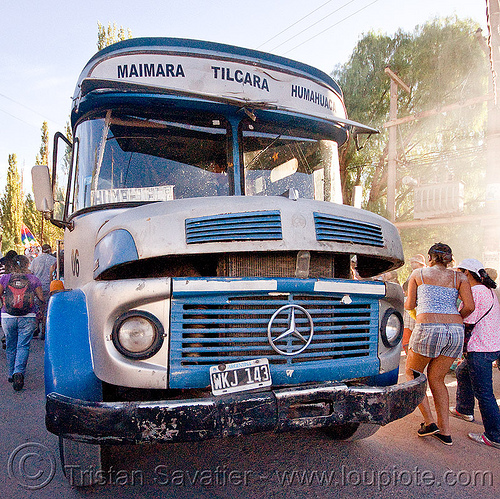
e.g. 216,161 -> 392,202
3,274 -> 35,316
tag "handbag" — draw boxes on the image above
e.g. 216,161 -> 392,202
463,290 -> 495,353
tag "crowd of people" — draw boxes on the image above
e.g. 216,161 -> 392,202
0,244 -> 57,391
401,244 -> 500,449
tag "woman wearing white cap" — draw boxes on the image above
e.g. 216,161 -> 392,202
450,258 -> 500,449
405,243 -> 474,446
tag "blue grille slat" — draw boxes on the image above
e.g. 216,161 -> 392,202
180,345 -> 373,357
186,210 -> 282,244
314,212 -> 384,247
182,306 -> 372,315
188,223 -> 282,231
180,331 -> 372,344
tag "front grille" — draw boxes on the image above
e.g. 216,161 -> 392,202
185,211 -> 282,244
314,212 -> 384,247
217,252 -> 335,278
169,291 -> 379,388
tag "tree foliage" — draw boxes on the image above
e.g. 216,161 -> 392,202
0,154 -> 24,253
97,22 -> 132,51
331,17 -> 491,274
26,122 -> 65,249
35,121 -> 49,166
332,17 -> 489,218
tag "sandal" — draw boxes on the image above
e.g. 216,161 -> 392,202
417,422 -> 439,436
433,433 -> 453,446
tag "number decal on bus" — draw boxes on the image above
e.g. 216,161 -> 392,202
71,249 -> 80,277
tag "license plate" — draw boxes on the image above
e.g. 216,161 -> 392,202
210,358 -> 272,396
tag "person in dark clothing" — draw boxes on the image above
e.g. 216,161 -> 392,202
0,255 -> 44,390
0,250 -> 18,274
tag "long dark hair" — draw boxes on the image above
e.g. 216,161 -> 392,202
469,269 -> 497,289
428,243 -> 453,266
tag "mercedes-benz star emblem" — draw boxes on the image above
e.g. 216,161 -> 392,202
267,304 -> 314,356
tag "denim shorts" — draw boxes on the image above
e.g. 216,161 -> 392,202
409,323 -> 464,359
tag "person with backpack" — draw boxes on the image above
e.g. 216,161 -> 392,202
0,250 -> 18,350
0,255 -> 44,391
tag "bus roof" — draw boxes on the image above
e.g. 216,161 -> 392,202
73,38 -> 376,133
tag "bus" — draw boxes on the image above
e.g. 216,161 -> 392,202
32,38 -> 426,486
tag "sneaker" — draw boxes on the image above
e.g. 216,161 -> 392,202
433,433 -> 453,446
12,373 -> 24,391
468,432 -> 500,449
450,407 -> 474,422
418,422 -> 439,436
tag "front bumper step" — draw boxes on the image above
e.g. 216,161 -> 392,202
46,373 -> 426,444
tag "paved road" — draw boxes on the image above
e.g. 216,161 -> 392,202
2,339 -> 500,498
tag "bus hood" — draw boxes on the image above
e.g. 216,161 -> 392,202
93,196 -> 403,279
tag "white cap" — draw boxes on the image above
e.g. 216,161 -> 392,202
458,258 -> 484,275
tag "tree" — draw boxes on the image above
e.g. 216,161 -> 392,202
332,17 -> 490,272
35,121 -> 49,166
32,121 -> 50,244
0,154 -> 24,254
28,121 -> 65,248
97,22 -> 132,51
332,17 -> 489,218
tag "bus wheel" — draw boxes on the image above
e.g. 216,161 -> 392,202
58,437 -> 106,486
323,423 -> 380,441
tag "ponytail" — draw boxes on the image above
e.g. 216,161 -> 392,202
478,269 -> 497,289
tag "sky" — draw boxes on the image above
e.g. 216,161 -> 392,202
0,0 -> 488,194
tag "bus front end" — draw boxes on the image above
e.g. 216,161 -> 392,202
33,38 -> 425,485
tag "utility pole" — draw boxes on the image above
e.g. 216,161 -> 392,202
484,0 -> 500,269
384,67 -> 410,222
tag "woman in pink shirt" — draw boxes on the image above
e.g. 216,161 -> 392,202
451,258 -> 500,449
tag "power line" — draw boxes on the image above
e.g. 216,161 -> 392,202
283,0 -> 380,55
360,144 -> 485,171
0,106 -> 39,128
270,0 -> 357,52
257,0 -> 337,49
0,92 -> 64,127
404,145 -> 485,168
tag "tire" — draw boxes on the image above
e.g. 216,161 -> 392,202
59,437 -> 105,486
323,423 -> 380,441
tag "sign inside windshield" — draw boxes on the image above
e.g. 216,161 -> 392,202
91,185 -> 174,204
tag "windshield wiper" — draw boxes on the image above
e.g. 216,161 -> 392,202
245,132 -> 284,170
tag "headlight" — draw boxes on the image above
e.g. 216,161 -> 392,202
112,310 -> 164,359
380,309 -> 403,348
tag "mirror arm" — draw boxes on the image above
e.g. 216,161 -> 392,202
50,218 -> 74,231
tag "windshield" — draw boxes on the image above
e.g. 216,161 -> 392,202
70,111 -> 232,211
67,110 -> 343,214
241,120 -> 342,202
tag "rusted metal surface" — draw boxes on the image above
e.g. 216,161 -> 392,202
46,373 -> 426,445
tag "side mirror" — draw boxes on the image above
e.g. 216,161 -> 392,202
31,165 -> 54,212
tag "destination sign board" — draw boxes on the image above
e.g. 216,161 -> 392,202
85,53 -> 347,123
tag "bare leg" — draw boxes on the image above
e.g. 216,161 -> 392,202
405,349 -> 433,424
427,355 -> 456,435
